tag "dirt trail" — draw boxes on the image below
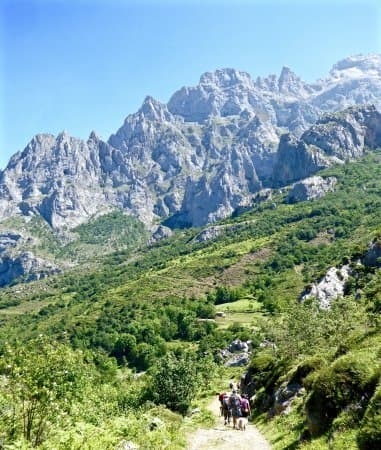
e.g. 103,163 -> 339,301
188,396 -> 271,450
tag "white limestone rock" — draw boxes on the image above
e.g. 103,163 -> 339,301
301,265 -> 351,309
286,176 -> 337,203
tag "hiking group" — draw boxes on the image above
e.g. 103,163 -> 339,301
218,380 -> 251,430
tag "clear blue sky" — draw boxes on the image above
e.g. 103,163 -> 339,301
1,0 -> 380,169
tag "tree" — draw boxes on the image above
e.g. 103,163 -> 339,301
0,336 -> 91,447
149,351 -> 200,414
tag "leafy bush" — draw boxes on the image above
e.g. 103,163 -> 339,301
148,351 -> 215,415
0,336 -> 93,446
148,351 -> 200,414
305,351 -> 380,435
287,355 -> 326,385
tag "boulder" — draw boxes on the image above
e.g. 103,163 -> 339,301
228,339 -> 249,353
286,176 -> 337,203
149,417 -> 164,431
273,383 -> 305,415
224,352 -> 250,367
147,225 -> 173,245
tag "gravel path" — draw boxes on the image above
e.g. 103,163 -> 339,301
188,396 -> 271,450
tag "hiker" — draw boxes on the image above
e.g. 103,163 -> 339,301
218,392 -> 226,416
229,380 -> 236,391
240,394 -> 251,418
222,392 -> 231,425
229,389 -> 242,429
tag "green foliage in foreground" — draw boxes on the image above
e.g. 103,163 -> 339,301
0,336 -> 91,446
0,337 -> 216,449
249,293 -> 381,449
2,151 -> 381,447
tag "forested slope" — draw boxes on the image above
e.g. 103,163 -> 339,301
1,151 -> 381,448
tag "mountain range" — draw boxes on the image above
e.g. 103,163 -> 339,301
1,54 -> 381,285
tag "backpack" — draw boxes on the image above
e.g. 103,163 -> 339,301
230,394 -> 241,409
223,395 -> 230,409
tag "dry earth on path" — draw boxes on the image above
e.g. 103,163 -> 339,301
188,396 -> 271,450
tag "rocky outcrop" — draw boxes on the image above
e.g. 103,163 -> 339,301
273,105 -> 381,185
363,239 -> 381,267
286,176 -> 337,203
272,383 -> 305,416
0,251 -> 60,287
0,233 -> 22,252
194,225 -> 226,243
147,225 -> 173,245
300,265 -> 351,309
220,339 -> 251,367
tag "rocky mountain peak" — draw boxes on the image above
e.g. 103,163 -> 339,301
278,66 -> 312,97
278,66 -> 297,83
199,68 -> 254,89
57,129 -> 71,141
88,130 -> 101,142
138,95 -> 173,122
273,104 -> 381,185
1,54 -> 381,238
329,54 -> 381,79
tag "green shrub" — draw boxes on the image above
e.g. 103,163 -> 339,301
305,350 -> 380,435
0,336 -> 94,447
148,351 -> 201,415
249,349 -> 287,394
288,356 -> 326,386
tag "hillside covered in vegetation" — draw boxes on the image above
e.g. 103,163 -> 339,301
1,151 -> 381,448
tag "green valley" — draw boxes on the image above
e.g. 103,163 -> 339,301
2,151 -> 381,448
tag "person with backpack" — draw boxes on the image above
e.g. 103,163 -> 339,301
222,392 -> 231,425
218,392 -> 226,416
240,394 -> 251,418
229,389 -> 242,429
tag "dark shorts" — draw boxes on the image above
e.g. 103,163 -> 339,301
231,408 -> 242,417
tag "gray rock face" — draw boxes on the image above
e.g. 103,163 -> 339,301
301,265 -> 351,309
194,225 -> 226,243
273,383 -> 305,416
1,54 -> 381,234
363,239 -> 381,267
273,105 -> 381,185
147,225 -> 173,245
0,233 -> 21,252
0,131 -> 111,229
0,251 -> 60,287
224,353 -> 250,367
286,176 -> 337,203
220,339 -> 251,367
312,54 -> 381,112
